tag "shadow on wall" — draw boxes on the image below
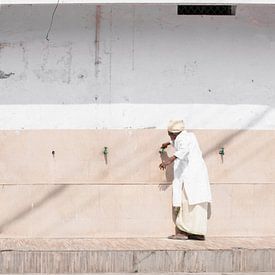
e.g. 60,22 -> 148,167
0,108 -> 271,233
0,3 -> 274,233
202,107 -> 272,160
159,151 -> 174,183
157,107 -> 272,185
0,185 -> 67,234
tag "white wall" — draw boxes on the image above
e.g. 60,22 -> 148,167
2,1 -> 275,4
0,4 -> 275,129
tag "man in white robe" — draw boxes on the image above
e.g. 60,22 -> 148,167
159,120 -> 212,240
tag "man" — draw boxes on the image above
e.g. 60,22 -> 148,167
159,120 -> 211,240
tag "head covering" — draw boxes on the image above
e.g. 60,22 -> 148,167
167,120 -> 185,133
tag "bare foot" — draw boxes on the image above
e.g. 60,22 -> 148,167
168,234 -> 189,240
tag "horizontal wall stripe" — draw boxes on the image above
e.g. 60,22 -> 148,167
0,129 -> 274,185
0,183 -> 274,237
0,104 -> 274,130
1,182 -> 275,185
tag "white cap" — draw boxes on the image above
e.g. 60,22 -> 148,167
167,120 -> 185,133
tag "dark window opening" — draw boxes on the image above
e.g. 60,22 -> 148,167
177,5 -> 236,16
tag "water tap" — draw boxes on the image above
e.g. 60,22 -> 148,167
103,147 -> 108,155
219,147 -> 225,156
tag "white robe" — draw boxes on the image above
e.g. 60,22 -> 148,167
172,131 -> 212,206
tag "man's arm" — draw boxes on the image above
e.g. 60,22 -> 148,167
161,142 -> 171,149
159,155 -> 177,170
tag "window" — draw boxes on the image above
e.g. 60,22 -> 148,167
177,5 -> 236,16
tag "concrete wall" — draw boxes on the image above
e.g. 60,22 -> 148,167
1,4 -> 275,130
3,0 -> 275,4
0,4 -> 275,237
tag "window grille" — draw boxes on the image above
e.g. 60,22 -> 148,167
177,5 -> 236,16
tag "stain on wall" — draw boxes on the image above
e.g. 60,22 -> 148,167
95,5 -> 101,78
0,70 -> 14,79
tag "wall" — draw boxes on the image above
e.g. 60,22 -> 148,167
0,4 -> 274,237
2,1 -> 275,5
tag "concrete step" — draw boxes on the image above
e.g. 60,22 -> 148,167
0,237 -> 274,273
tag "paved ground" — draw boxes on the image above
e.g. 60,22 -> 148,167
0,238 -> 274,273
1,237 -> 275,251
1,273 -> 274,275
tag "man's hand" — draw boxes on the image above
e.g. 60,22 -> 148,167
159,157 -> 175,170
161,142 -> 171,149
159,156 -> 177,170
159,162 -> 167,170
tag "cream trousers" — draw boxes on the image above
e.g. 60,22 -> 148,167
175,189 -> 208,235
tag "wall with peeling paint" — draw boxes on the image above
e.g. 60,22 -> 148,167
0,4 -> 275,129
0,4 -> 275,238
2,0 -> 275,4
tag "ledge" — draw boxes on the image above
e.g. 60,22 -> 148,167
0,237 -> 275,273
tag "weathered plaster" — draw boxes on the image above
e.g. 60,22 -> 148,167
0,4 -> 275,130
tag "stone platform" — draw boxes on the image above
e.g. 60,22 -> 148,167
0,237 -> 275,273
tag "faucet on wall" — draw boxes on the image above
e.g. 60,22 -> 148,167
219,147 -> 224,163
103,146 -> 108,165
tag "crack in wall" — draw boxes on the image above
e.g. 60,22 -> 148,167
109,7 -> 113,103
132,6 -> 136,71
94,5 -> 101,78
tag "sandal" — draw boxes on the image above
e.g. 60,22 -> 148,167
188,234 -> 205,241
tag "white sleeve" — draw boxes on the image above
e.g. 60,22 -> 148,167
174,138 -> 189,160
172,179 -> 182,207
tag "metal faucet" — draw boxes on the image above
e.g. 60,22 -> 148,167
103,147 -> 108,155
219,147 -> 224,156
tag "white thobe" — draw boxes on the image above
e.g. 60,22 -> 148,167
172,131 -> 212,206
